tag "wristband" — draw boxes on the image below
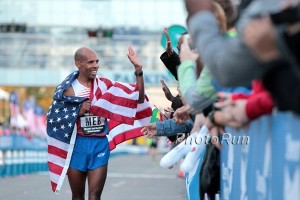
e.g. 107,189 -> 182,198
134,71 -> 143,77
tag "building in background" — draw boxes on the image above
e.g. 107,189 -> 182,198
0,0 -> 184,87
0,0 -> 183,112
0,0 -> 186,31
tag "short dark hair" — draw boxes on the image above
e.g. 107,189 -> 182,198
214,0 -> 236,29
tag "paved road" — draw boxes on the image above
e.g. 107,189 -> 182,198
0,153 -> 186,200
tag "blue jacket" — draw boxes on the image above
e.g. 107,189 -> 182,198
155,118 -> 194,137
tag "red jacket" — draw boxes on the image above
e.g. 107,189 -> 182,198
231,80 -> 274,120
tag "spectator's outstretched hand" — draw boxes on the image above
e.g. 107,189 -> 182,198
164,27 -> 174,57
160,79 -> 174,101
163,107 -> 174,120
141,123 -> 157,138
226,100 -> 249,128
127,46 -> 143,71
243,16 -> 279,62
214,99 -> 249,129
214,92 -> 234,108
173,104 -> 194,124
179,35 -> 199,63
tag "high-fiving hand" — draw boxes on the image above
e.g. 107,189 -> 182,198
160,79 -> 174,101
127,46 -> 143,72
141,123 -> 157,138
179,35 -> 199,63
164,27 -> 174,57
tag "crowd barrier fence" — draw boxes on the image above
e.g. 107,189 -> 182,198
0,134 -> 48,177
221,111 -> 300,200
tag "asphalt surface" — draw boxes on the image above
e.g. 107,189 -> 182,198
0,153 -> 186,200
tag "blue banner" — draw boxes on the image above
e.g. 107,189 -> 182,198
0,135 -> 47,150
221,112 -> 300,200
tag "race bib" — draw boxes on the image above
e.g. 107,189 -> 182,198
80,113 -> 108,135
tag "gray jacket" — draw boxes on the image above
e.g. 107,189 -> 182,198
187,0 -> 283,87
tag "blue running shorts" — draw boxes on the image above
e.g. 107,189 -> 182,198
69,135 -> 110,172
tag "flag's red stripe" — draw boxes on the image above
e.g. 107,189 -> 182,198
51,181 -> 57,192
94,88 -> 102,100
48,145 -> 68,159
100,77 -> 113,89
109,127 -> 143,150
136,107 -> 152,119
91,77 -> 113,101
90,107 -> 135,125
48,161 -> 64,175
101,93 -> 137,108
108,120 -> 122,131
114,82 -> 138,94
107,107 -> 152,130
90,78 -> 96,101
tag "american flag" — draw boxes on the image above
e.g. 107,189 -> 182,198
46,71 -> 152,193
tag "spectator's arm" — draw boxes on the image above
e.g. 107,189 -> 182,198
155,118 -> 194,137
178,61 -> 218,111
188,11 -> 264,87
